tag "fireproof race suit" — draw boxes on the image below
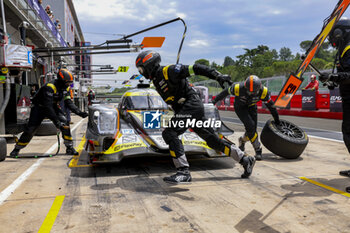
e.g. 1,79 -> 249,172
14,79 -> 87,150
153,63 -> 244,168
214,82 -> 280,155
328,44 -> 350,153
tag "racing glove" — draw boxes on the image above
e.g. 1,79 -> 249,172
319,72 -> 339,83
78,112 -> 88,118
213,88 -> 230,105
216,74 -> 233,89
274,116 -> 281,125
55,121 -> 69,131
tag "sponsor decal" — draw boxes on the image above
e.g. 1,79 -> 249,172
121,129 -> 135,135
122,135 -> 137,143
114,142 -> 144,152
28,51 -> 33,65
330,95 -> 342,103
302,96 -> 314,103
174,64 -> 182,73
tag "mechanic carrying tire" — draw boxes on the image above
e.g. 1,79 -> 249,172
135,50 -> 255,184
9,69 -> 88,157
319,19 -> 350,192
214,75 -> 281,161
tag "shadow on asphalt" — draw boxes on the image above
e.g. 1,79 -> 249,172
69,152 -> 237,178
260,153 -> 304,162
282,177 -> 350,198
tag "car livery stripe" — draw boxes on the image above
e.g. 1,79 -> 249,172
111,108 -> 121,147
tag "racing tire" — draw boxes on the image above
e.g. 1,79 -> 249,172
261,119 -> 308,159
35,119 -> 57,136
0,137 -> 6,162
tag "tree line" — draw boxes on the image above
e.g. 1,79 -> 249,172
189,40 -> 336,83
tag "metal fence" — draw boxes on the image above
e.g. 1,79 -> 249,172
193,70 -> 331,96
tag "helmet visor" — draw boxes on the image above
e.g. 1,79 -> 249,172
137,67 -> 144,75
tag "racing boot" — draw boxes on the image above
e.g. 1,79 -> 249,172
163,167 -> 192,184
239,156 -> 256,178
339,170 -> 350,177
346,186 -> 350,193
238,136 -> 246,152
255,147 -> 263,161
66,146 -> 79,155
9,148 -> 20,158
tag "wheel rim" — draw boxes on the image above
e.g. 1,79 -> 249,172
278,121 -> 304,139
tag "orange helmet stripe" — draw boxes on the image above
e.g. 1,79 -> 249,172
69,71 -> 73,81
250,75 -> 253,92
58,71 -> 64,79
136,58 -> 141,65
143,53 -> 153,63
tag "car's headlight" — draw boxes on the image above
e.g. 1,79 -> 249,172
93,110 -> 117,135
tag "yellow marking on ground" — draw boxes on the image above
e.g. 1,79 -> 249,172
38,195 -> 65,233
300,177 -> 350,198
68,136 -> 93,168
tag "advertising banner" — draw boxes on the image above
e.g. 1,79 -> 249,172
330,88 -> 343,112
302,90 -> 316,110
0,45 -> 33,68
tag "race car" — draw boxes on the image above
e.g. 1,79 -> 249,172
85,83 -> 233,164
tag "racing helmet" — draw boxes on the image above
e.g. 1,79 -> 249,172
135,50 -> 161,79
244,75 -> 262,95
310,74 -> 316,81
328,18 -> 350,48
57,68 -> 74,87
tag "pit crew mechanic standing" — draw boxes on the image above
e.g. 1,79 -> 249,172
10,69 -> 88,157
303,74 -> 319,91
135,50 -> 255,184
319,19 -> 350,191
213,75 -> 280,161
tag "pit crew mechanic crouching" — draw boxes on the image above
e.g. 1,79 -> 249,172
10,69 -> 88,157
319,19 -> 350,191
213,75 -> 280,161
135,50 -> 255,184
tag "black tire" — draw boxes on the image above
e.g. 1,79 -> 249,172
5,123 -> 26,135
35,119 -> 57,136
0,137 -> 6,162
261,119 -> 308,159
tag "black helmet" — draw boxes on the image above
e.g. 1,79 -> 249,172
57,68 -> 73,87
135,50 -> 161,79
244,75 -> 261,95
329,18 -> 350,48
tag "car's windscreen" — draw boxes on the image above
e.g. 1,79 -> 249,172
125,95 -> 168,110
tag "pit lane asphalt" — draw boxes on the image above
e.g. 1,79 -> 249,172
0,113 -> 350,233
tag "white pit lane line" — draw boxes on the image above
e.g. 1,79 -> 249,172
0,118 -> 86,206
